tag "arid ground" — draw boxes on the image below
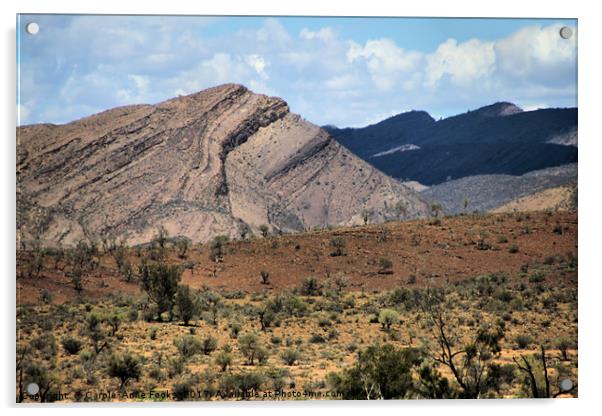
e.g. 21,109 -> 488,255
16,211 -> 578,401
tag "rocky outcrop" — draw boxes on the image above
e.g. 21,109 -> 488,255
17,84 -> 430,246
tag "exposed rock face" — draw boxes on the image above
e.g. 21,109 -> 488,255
17,84 -> 430,246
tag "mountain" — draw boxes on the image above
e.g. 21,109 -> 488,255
17,84 -> 430,246
420,163 -> 577,214
325,103 -> 577,185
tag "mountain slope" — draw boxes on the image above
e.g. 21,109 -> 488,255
421,164 -> 577,214
326,103 -> 577,185
17,84 -> 430,246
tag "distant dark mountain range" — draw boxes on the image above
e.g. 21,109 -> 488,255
324,103 -> 577,185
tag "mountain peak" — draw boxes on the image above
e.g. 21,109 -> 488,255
473,102 -> 523,117
17,85 -> 429,246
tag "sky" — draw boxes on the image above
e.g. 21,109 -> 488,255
17,15 -> 577,127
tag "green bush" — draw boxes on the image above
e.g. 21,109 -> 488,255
378,257 -> 393,274
378,309 -> 400,330
174,335 -> 202,359
239,333 -> 262,365
215,351 -> 233,372
201,335 -> 218,355
107,351 -> 141,389
515,334 -> 533,349
330,344 -> 422,399
175,284 -> 198,326
61,337 -> 82,355
281,348 -> 300,366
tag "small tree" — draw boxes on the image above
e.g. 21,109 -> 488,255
175,285 -> 198,326
176,238 -> 190,259
201,335 -> 218,355
555,337 -> 573,361
259,224 -> 269,238
330,344 -> 421,399
86,313 -> 109,354
198,290 -> 222,326
210,235 -> 229,262
239,333 -> 261,365
330,236 -> 346,257
106,314 -> 121,337
215,351 -> 233,372
422,299 -> 505,399
108,351 -> 142,390
139,262 -> 182,321
378,309 -> 400,331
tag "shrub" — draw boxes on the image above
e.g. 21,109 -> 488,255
107,351 -> 141,390
215,351 -> 233,372
39,289 -> 53,304
175,284 -> 198,326
281,349 -> 300,366
508,245 -> 519,254
174,335 -> 202,359
139,262 -> 182,321
127,309 -> 139,322
201,335 -> 218,355
330,344 -> 422,399
175,238 -> 190,260
329,236 -> 345,257
497,235 -> 508,244
378,257 -> 393,274
61,337 -> 82,355
172,378 -> 195,401
300,277 -> 321,296
259,224 -> 269,238
230,322 -> 241,338
555,337 -> 573,361
259,270 -> 270,285
515,334 -> 533,349
239,333 -> 262,365
378,309 -> 400,330
528,272 -> 545,283
149,327 -> 158,340
209,235 -> 230,262
106,314 -> 121,336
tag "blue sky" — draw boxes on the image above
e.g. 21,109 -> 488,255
17,15 -> 577,127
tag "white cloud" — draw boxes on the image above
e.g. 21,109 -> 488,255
300,27 -> 335,42
347,38 -> 422,90
18,16 -> 577,128
495,24 -> 577,84
324,74 -> 358,90
244,54 -> 269,80
425,38 -> 496,88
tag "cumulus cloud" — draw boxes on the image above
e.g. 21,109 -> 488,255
495,24 -> 577,85
347,38 -> 422,90
17,16 -> 577,127
425,38 -> 496,88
